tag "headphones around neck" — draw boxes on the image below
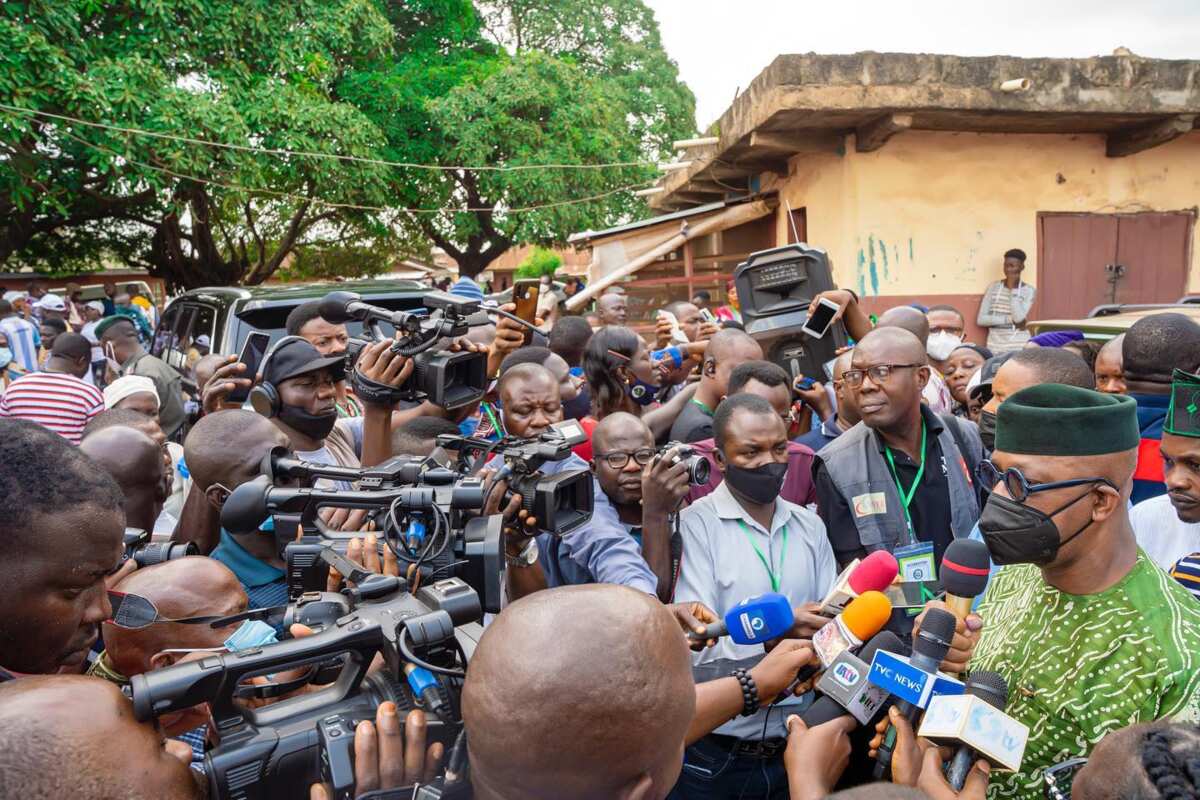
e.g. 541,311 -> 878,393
248,335 -> 309,419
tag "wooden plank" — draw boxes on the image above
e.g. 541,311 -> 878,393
855,113 -> 913,153
1106,115 -> 1196,158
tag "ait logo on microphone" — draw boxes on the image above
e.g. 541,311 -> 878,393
831,662 -> 861,688
739,612 -> 766,641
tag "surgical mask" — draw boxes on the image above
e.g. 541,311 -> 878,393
223,619 -> 279,651
927,331 -> 963,361
278,404 -> 337,440
627,375 -> 660,406
0,347 -> 11,368
978,489 -> 1096,566
723,460 -> 788,505
977,410 -> 997,451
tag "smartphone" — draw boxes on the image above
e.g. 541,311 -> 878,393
822,356 -> 839,381
802,297 -> 840,338
512,279 -> 541,346
227,331 -> 271,404
795,376 -> 816,391
698,308 -> 717,324
658,310 -> 690,344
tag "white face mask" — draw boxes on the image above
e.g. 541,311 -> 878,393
927,331 -> 963,362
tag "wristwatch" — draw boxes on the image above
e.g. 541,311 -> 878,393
506,536 -> 539,568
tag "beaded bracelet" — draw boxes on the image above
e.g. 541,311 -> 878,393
731,667 -> 760,717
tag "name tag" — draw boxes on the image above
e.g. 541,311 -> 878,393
852,492 -> 888,518
895,541 -> 936,582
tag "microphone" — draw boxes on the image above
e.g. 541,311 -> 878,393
819,551 -> 899,615
920,671 -> 1028,788
800,631 -> 907,727
871,607 -> 958,779
941,539 -> 991,621
317,291 -> 369,324
808,591 -> 893,673
690,592 -> 794,645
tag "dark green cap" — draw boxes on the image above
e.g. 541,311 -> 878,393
93,315 -> 135,339
995,383 -> 1139,456
1165,368 -> 1200,439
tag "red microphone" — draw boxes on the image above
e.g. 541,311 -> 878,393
819,550 -> 899,615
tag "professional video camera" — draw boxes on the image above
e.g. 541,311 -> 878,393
319,290 -> 488,411
658,441 -> 710,485
130,547 -> 475,800
121,528 -> 196,568
734,243 -> 848,382
435,418 -> 594,538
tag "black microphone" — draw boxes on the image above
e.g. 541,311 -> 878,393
944,671 -> 1009,790
801,631 -> 907,727
317,291 -> 367,324
941,539 -> 991,623
873,607 -> 957,779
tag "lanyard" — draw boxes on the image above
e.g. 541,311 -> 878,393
736,519 -> 789,593
690,398 -> 715,416
883,419 -> 926,541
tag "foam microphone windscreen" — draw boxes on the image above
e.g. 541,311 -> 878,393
848,550 -> 900,594
942,539 -> 991,598
841,590 -> 893,642
913,607 -> 957,664
965,670 -> 1009,710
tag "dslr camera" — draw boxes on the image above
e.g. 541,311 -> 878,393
321,290 -> 488,411
121,528 -> 196,568
658,442 -> 711,485
130,546 -> 475,800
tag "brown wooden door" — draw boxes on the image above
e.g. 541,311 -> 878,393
1037,211 -> 1193,319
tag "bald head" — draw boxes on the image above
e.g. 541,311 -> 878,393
592,411 -> 650,454
105,557 -> 247,678
184,409 -> 289,497
463,585 -> 695,800
596,293 -> 627,326
856,326 -> 927,364
497,361 -> 557,400
702,329 -> 764,399
0,676 -> 201,800
80,426 -> 164,531
877,306 -> 931,346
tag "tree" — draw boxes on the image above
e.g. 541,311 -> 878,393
0,0 -> 400,288
514,246 -> 561,279
345,0 -> 695,279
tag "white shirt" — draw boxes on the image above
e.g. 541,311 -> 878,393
1132,494 -> 1200,571
674,480 -> 837,738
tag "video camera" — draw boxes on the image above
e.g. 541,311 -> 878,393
319,290 -> 488,411
436,418 -> 594,538
734,243 -> 847,382
130,547 -> 475,800
121,528 -> 196,568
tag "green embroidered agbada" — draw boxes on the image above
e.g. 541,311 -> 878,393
970,551 -> 1200,799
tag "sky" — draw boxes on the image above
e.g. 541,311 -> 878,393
644,0 -> 1200,130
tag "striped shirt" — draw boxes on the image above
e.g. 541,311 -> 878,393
1171,553 -> 1200,601
0,316 -> 39,373
0,371 -> 104,443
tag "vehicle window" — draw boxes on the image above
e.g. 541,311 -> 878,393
162,306 -> 196,370
152,304 -> 181,358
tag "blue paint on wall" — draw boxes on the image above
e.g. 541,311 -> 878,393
879,238 -> 890,280
868,236 -> 880,295
857,246 -> 867,297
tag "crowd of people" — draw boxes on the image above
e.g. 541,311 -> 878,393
3,252 -> 1200,800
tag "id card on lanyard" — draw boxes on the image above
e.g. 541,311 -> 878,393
894,541 -> 936,617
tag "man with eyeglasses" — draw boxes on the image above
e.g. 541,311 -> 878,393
591,412 -> 693,601
967,383 -> 1200,800
812,327 -> 983,635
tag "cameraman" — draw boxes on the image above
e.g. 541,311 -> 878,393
485,363 -> 658,600
591,411 -> 692,601
0,419 -> 128,679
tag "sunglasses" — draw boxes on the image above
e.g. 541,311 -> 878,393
977,460 -> 1117,503
1043,757 -> 1087,800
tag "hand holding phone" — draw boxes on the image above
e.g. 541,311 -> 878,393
512,280 -> 541,346
658,310 -> 689,344
226,331 -> 271,404
802,297 -> 840,339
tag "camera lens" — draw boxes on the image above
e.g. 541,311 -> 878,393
133,541 -> 198,568
688,456 -> 711,485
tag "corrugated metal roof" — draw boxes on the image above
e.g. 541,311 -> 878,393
568,200 -> 732,244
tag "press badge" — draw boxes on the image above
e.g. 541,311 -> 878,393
894,541 -> 936,617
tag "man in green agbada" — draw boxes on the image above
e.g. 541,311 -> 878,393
968,383 -> 1200,800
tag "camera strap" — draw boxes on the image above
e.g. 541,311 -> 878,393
351,365 -> 407,407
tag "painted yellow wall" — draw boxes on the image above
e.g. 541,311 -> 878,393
775,130 -> 1200,299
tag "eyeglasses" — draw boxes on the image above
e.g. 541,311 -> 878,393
978,460 -> 1117,503
840,363 -> 924,388
595,448 -> 656,470
1043,757 -> 1087,800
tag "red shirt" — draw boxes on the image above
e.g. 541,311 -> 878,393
686,438 -> 818,507
0,371 -> 104,444
572,416 -> 599,462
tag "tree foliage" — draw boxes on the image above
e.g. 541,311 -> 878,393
514,246 -> 562,279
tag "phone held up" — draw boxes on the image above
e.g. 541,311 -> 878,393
512,279 -> 541,346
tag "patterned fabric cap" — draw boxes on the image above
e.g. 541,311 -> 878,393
1165,369 -> 1200,439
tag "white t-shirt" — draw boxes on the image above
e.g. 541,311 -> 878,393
1131,494 -> 1200,571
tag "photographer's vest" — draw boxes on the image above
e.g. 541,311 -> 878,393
816,414 -> 982,554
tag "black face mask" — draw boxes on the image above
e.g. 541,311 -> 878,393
978,488 -> 1097,566
977,410 -> 997,451
723,461 -> 788,505
278,404 -> 337,441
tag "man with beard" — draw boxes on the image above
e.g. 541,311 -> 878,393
286,300 -> 362,418
968,384 -> 1200,799
1133,369 -> 1200,575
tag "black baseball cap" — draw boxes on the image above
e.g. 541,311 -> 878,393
968,351 -> 1016,401
263,338 -> 345,385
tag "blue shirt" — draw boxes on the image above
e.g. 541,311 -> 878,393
794,417 -> 844,455
210,529 -> 289,611
1131,392 -> 1170,505
0,316 -> 39,373
487,452 -> 657,595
